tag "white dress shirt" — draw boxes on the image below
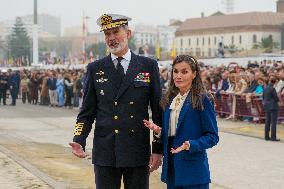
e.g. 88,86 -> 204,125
111,49 -> 131,74
169,90 -> 190,136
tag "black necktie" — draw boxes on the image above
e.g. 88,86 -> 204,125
116,57 -> 125,79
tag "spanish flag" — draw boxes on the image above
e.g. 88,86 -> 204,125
155,41 -> 161,60
170,40 -> 176,59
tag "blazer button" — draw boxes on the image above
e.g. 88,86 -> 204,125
129,101 -> 134,105
114,129 -> 119,134
114,101 -> 118,106
131,129 -> 135,133
114,116 -> 118,120
130,115 -> 134,119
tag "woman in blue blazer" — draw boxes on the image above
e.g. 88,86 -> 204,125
144,55 -> 219,189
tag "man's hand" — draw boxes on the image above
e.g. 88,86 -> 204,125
69,142 -> 87,158
148,153 -> 162,172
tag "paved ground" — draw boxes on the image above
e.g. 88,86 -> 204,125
0,100 -> 284,188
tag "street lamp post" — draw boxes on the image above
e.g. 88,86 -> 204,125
32,0 -> 39,66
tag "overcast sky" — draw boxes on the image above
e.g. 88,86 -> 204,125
0,0 -> 277,32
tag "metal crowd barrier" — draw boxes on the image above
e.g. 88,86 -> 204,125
212,92 -> 284,122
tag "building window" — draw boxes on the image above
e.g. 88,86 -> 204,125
231,36 -> 234,44
208,48 -> 212,57
202,37 -> 205,46
214,37 -> 217,45
146,34 -> 148,37
188,38 -> 191,46
208,37 -> 211,45
253,34 -> 257,43
196,38 -> 199,46
141,33 -> 143,37
239,35 -> 242,44
196,48 -> 201,57
180,39 -> 183,47
141,39 -> 143,44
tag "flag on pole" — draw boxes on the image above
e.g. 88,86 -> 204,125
155,41 -> 161,60
82,12 -> 86,64
89,49 -> 94,63
170,39 -> 176,59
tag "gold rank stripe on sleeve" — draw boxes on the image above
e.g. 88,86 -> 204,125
74,122 -> 84,136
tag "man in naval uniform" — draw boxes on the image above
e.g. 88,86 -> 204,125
69,13 -> 163,189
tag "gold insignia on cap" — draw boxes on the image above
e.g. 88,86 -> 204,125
101,14 -> 113,26
98,14 -> 129,31
74,122 -> 84,136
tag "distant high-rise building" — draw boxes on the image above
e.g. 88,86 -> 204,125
0,14 -> 60,40
277,0 -> 284,13
21,14 -> 61,36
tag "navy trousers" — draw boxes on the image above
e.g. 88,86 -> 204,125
94,165 -> 149,189
265,110 -> 278,140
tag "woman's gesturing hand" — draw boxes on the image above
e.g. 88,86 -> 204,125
143,120 -> 161,134
170,141 -> 190,154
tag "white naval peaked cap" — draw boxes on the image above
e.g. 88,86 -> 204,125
96,13 -> 132,31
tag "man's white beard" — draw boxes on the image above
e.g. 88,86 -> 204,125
107,38 -> 128,54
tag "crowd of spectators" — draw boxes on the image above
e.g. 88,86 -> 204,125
0,68 -> 85,108
159,59 -> 284,122
1,59 -> 284,120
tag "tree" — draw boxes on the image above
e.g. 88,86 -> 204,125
7,17 -> 31,63
224,44 -> 238,55
257,36 -> 279,53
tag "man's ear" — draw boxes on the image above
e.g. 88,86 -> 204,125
127,29 -> 132,39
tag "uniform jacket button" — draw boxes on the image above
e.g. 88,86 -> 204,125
115,129 -> 119,134
114,116 -> 118,119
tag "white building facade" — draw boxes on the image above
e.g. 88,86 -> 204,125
175,12 -> 284,58
176,31 -> 281,57
132,24 -> 157,48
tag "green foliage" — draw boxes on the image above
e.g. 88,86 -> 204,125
224,44 -> 238,54
7,17 -> 31,59
257,36 -> 279,52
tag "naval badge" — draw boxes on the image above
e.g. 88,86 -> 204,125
96,78 -> 108,83
96,70 -> 105,76
100,90 -> 105,95
134,72 -> 150,83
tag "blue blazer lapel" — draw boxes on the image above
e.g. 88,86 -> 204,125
176,96 -> 191,131
163,106 -> 171,136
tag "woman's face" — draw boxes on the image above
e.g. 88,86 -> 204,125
173,61 -> 196,93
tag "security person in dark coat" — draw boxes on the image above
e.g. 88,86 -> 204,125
0,70 -> 9,105
7,69 -> 18,106
69,14 -> 163,189
263,76 -> 280,141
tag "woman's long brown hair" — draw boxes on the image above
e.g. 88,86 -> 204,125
160,55 -> 206,111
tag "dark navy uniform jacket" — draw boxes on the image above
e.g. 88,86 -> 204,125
73,52 -> 163,167
263,84 -> 279,111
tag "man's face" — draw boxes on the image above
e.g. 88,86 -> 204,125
104,26 -> 131,55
